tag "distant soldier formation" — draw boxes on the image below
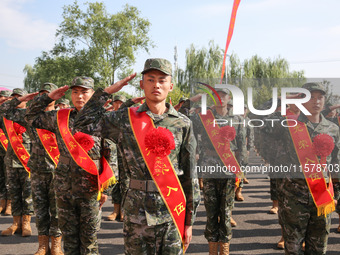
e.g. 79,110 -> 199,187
0,58 -> 339,255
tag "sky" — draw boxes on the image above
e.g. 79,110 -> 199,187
1,0 -> 340,95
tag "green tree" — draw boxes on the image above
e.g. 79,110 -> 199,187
227,54 -> 305,106
176,40 -> 223,93
24,1 -> 153,91
57,1 -> 153,85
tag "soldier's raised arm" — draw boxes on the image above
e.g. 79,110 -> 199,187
74,74 -> 136,141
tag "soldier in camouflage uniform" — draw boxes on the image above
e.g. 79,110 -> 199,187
73,58 -> 200,255
0,83 -> 63,254
26,77 -> 114,255
0,88 -> 34,237
186,88 -> 247,254
55,98 -> 70,110
106,94 -> 125,222
322,103 -> 340,233
256,82 -> 340,254
0,90 -> 12,215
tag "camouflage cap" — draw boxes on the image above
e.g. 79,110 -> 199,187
57,98 -> 70,105
39,82 -> 58,93
179,96 -> 188,103
11,88 -> 28,96
113,95 -> 126,102
215,87 -> 229,94
70,76 -> 94,89
0,90 -> 12,97
302,82 -> 326,95
141,58 -> 172,76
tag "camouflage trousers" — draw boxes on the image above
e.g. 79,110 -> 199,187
278,179 -> 330,255
123,218 -> 182,255
57,191 -> 101,255
270,178 -> 277,201
6,166 -> 33,216
31,171 -> 61,237
203,178 -> 235,243
0,156 -> 8,200
111,182 -> 122,204
333,180 -> 340,214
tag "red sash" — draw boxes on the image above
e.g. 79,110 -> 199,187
3,118 -> 30,173
128,107 -> 187,246
57,109 -> 115,198
0,128 -> 8,151
199,110 -> 242,180
287,119 -> 335,216
36,128 -> 60,167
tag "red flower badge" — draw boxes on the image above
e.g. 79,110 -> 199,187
220,125 -> 236,142
145,127 -> 176,157
73,132 -> 95,152
13,123 -> 26,135
312,134 -> 334,157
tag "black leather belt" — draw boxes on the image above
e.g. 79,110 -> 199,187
59,155 -> 100,168
129,179 -> 158,192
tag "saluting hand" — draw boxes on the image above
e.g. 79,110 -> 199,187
104,73 -> 136,95
18,92 -> 39,102
48,85 -> 69,101
131,96 -> 145,104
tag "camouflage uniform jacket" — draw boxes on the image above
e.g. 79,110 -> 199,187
0,97 -> 55,172
191,107 -> 247,178
261,111 -> 340,200
0,101 -> 31,168
25,94 -> 112,196
74,89 -> 200,226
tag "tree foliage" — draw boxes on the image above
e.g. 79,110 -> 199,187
24,1 -> 153,92
176,40 -> 223,93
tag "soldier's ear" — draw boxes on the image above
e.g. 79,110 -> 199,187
169,82 -> 173,92
140,80 -> 144,90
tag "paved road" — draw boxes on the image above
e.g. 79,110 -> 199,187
1,151 -> 339,254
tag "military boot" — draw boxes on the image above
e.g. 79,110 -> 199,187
230,217 -> 237,227
22,215 -> 32,237
0,199 -> 6,213
269,200 -> 279,214
235,187 -> 244,201
1,215 -> 21,235
34,235 -> 50,255
106,203 -> 120,221
4,200 -> 11,215
219,242 -> 230,255
277,236 -> 284,249
120,208 -> 124,222
208,242 -> 219,255
199,178 -> 204,190
50,236 -> 64,255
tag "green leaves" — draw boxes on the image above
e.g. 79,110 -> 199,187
24,1 -> 153,92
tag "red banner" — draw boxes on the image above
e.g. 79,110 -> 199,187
3,118 -> 30,173
0,128 -> 8,151
199,110 -> 242,179
128,107 -> 187,248
57,109 -> 115,198
36,128 -> 60,167
287,119 -> 335,216
220,0 -> 241,83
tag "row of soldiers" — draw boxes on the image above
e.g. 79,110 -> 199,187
0,58 -> 200,255
0,57 -> 339,255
